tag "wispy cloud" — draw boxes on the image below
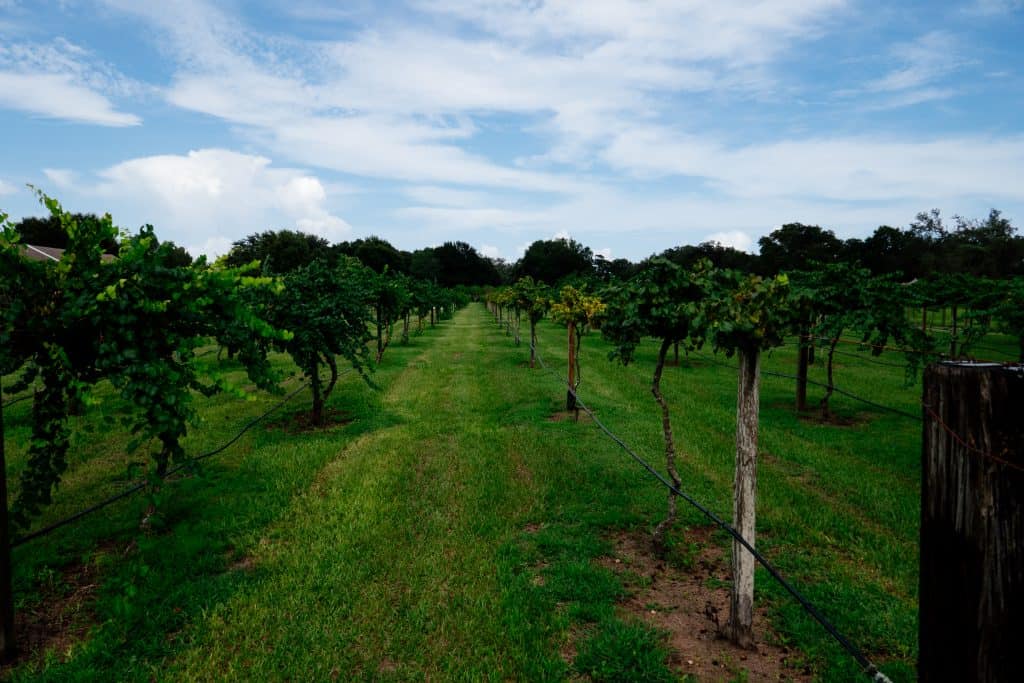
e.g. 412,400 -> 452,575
0,71 -> 141,126
963,0 -> 1024,16
98,0 -> 848,190
0,38 -> 144,125
601,125 -> 1024,202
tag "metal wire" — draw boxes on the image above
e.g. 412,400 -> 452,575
11,380 -> 313,549
527,338 -> 892,682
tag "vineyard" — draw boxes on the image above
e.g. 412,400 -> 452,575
1,201 -> 1023,681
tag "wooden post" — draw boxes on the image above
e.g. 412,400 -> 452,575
950,304 -> 958,358
566,322 -> 576,411
0,383 -> 16,660
727,347 -> 760,649
796,329 -> 809,412
920,361 -> 1024,682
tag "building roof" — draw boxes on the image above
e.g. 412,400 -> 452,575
19,244 -> 116,263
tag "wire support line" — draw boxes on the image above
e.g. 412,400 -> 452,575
692,351 -> 923,422
2,394 -> 32,409
526,341 -> 892,682
922,404 -> 1024,475
811,335 -> 1015,366
826,347 -> 910,369
11,380 -> 313,549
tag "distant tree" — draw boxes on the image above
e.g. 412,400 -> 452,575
513,237 -> 594,284
409,247 -> 442,282
852,225 -> 917,277
659,241 -> 758,272
993,277 -> 1024,361
433,241 -> 501,287
947,210 -> 1022,278
336,236 -> 409,274
593,254 -> 640,282
490,257 -> 515,284
224,229 -> 331,274
757,223 -> 842,275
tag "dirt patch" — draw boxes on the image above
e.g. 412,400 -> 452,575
266,407 -> 353,433
229,555 -> 257,572
546,410 -> 594,424
452,352 -> 463,361
598,527 -> 813,682
5,551 -> 107,670
797,410 -> 869,427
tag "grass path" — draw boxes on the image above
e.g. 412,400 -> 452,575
167,305 -> 562,680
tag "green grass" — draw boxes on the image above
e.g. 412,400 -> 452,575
1,303 -> 942,680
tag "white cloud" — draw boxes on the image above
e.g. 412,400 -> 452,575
97,0 -> 848,189
57,149 -> 351,257
601,125 -> 1024,203
705,231 -> 754,252
0,39 -> 144,126
0,179 -> 16,196
479,244 -> 501,259
403,185 -> 489,208
43,168 -> 78,189
0,71 -> 140,126
594,247 -> 612,260
866,32 -> 961,92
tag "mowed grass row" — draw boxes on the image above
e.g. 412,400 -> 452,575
5,302 -> 999,680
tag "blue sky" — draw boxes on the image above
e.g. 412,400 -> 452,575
1,0 -> 1022,262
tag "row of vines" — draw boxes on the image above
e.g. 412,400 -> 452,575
0,192 -> 468,658
485,258 -> 1022,659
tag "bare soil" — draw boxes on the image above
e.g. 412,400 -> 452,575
546,410 -> 594,424
266,407 -> 353,433
4,549 -> 108,670
597,526 -> 814,682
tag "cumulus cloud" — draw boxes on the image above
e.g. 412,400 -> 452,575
56,149 -> 351,257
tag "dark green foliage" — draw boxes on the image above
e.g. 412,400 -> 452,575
758,223 -> 842,275
993,277 -> 1024,360
269,257 -> 376,424
335,235 -> 409,274
1,194 -> 284,526
224,229 -> 332,275
699,269 -> 792,356
407,241 -> 502,287
659,240 -> 758,273
602,258 -> 705,364
514,237 -> 594,285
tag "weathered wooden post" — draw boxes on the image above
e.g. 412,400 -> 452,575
920,361 -> 1024,682
566,321 -> 577,411
727,347 -> 760,649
